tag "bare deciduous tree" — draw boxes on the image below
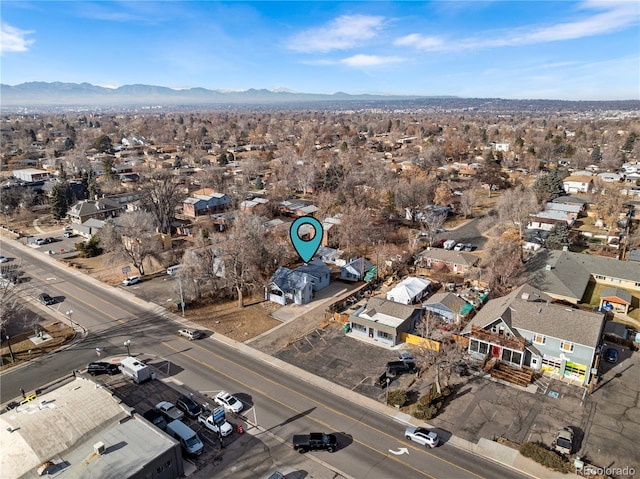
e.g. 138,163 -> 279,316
459,190 -> 477,218
480,235 -> 527,297
138,172 -> 185,234
496,185 -> 540,240
98,212 -> 161,276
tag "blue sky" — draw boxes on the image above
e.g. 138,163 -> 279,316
1,1 -> 639,100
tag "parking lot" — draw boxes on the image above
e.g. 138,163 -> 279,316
86,361 -> 245,471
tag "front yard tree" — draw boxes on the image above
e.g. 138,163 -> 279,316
419,211 -> 447,248
593,181 -> 626,236
138,172 -> 185,234
98,212 -> 160,276
480,234 -> 527,297
213,213 -> 272,308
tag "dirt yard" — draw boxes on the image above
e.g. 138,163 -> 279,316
1,322 -> 75,371
66,252 -> 283,342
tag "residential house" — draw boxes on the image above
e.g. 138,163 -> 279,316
597,172 -> 622,183
321,214 -> 342,247
423,292 -> 470,324
74,218 -> 106,239
183,193 -> 231,218
527,209 -> 577,231
386,277 -> 432,305
340,257 -> 373,282
563,175 -> 593,194
462,284 -> 605,386
12,168 -> 51,183
551,195 -> 588,211
279,200 -> 318,218
67,198 -> 125,224
349,297 -> 423,347
527,249 -> 640,304
314,246 -> 345,266
543,202 -> 583,217
265,259 -> 330,306
414,249 -> 479,275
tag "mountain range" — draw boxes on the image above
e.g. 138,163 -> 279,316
0,82 -> 440,107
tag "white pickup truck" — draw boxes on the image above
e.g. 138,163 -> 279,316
197,413 -> 233,437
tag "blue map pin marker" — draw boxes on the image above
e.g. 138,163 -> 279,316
290,216 -> 323,263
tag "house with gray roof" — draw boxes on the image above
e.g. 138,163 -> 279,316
462,284 -> 605,387
414,249 -> 479,275
527,249 -> 640,304
340,257 -> 373,282
265,259 -> 330,305
423,292 -> 469,324
67,198 -> 125,224
349,297 -> 423,347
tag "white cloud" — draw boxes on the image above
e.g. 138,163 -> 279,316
287,15 -> 385,53
340,54 -> 405,67
394,33 -> 444,50
398,0 -> 640,52
0,23 -> 35,54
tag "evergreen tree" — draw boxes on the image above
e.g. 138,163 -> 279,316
545,223 -> 571,250
218,152 -> 228,167
101,156 -> 117,180
533,169 -> 566,203
50,182 -> 70,220
590,146 -> 602,163
622,133 -> 637,153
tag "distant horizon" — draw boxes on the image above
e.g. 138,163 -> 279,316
3,81 -> 640,104
1,1 -> 639,102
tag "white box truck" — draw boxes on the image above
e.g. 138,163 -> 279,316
119,357 -> 152,383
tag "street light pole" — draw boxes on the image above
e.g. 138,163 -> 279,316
5,335 -> 15,363
124,339 -> 131,357
4,205 -> 8,227
65,310 -> 75,329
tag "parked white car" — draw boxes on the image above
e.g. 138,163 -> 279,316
405,426 -> 439,448
198,413 -> 233,437
122,275 -> 141,286
214,390 -> 244,413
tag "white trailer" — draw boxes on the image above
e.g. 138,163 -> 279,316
119,357 -> 152,383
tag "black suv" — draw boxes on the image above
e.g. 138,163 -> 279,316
38,293 -> 55,305
87,361 -> 120,376
386,360 -> 417,377
176,395 -> 203,419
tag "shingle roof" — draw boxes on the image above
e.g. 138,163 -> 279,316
463,284 -> 604,348
416,249 -> 479,267
600,287 -> 632,304
424,292 -> 466,312
360,296 -> 419,321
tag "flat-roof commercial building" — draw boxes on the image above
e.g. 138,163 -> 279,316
0,377 -> 183,479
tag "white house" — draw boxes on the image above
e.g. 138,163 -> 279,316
563,175 -> 593,194
265,259 -> 330,306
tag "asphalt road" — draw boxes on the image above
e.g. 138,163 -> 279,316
0,237 -> 529,479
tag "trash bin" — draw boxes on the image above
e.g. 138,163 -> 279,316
343,324 -> 351,334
